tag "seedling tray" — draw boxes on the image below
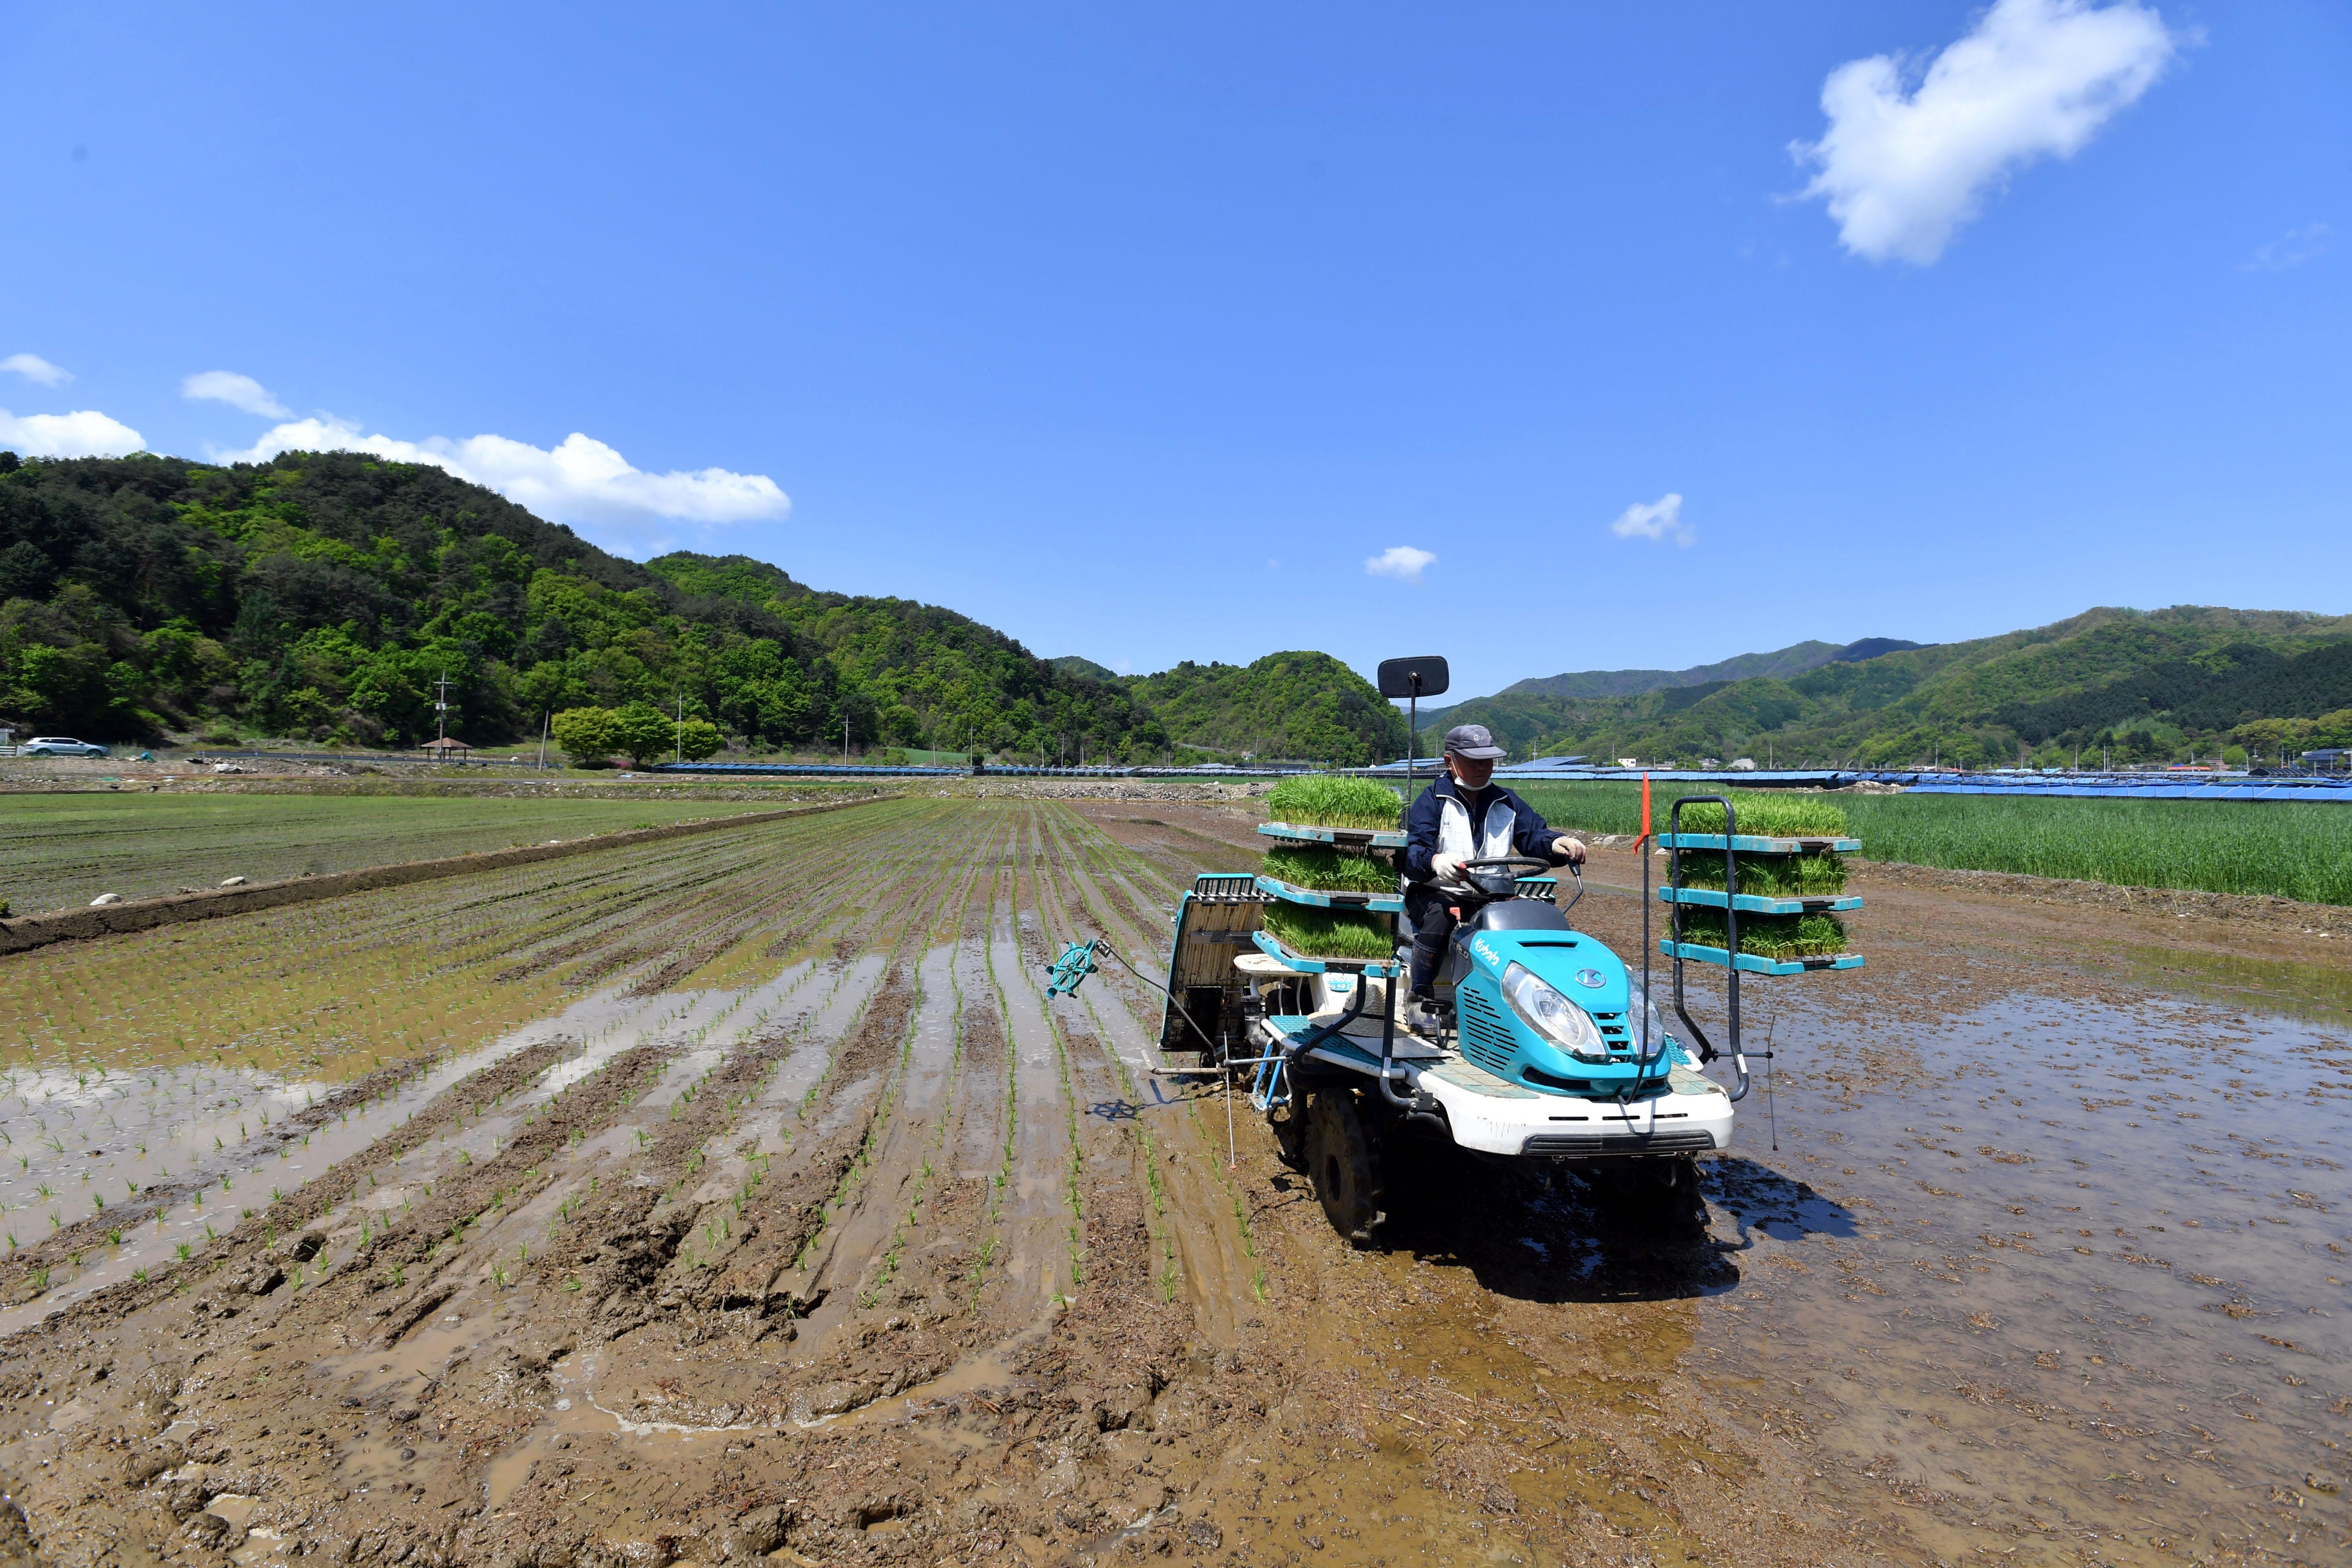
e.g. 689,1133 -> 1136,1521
1252,929 -> 1406,977
1258,821 -> 1408,849
1660,939 -> 1865,976
1657,887 -> 1863,916
1254,875 -> 1403,913
1655,832 -> 1861,855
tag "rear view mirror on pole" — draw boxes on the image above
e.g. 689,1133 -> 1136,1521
1377,656 -> 1450,803
1376,657 -> 1449,700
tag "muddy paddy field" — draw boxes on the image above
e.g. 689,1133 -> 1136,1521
0,792 -> 2342,1567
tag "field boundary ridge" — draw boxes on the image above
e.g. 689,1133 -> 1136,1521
0,793 -> 885,956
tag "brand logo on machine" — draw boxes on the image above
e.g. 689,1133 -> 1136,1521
1473,939 -> 1497,964
1574,969 -> 1605,988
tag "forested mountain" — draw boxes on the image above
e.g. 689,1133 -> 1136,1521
1113,653 -> 1407,765
1421,608 -> 2352,768
13,450 -> 2334,771
0,450 -> 1398,761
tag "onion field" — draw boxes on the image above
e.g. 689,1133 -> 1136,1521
1515,780 -> 2352,905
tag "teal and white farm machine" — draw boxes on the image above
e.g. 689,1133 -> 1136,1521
1046,654 -> 1863,1244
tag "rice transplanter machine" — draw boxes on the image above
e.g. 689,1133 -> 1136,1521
1047,653 -> 1863,1243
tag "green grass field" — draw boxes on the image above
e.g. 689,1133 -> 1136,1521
0,793 -> 825,916
1514,781 -> 2352,907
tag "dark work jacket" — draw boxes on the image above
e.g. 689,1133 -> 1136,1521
1400,773 -> 1568,884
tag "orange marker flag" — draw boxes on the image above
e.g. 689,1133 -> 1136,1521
1640,772 -> 1652,845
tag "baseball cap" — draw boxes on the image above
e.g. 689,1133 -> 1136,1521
1443,724 -> 1507,761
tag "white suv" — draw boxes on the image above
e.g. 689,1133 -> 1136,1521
19,737 -> 110,757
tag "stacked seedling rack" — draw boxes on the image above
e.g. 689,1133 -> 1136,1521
1646,792 -> 1865,1106
1251,776 -> 1410,980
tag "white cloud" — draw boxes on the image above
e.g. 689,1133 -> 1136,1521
182,370 -> 291,418
223,416 -> 789,551
2244,223 -> 2333,273
2,354 -> 71,387
1364,545 -> 1436,582
1791,0 -> 2179,265
0,408 -> 146,458
1609,493 -> 1691,545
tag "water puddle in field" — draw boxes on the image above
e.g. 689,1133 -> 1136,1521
2097,941 -> 2352,1032
1689,982 -> 2351,1560
0,970 -> 825,1339
0,1043 -> 538,1337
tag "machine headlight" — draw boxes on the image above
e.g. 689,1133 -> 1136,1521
1501,961 -> 1607,1062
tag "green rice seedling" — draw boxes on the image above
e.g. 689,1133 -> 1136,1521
1667,791 -> 1850,838
1257,844 -> 1397,894
1265,776 -> 1405,831
1669,849 -> 1848,896
1260,903 -> 1396,961
1671,906 -> 1848,959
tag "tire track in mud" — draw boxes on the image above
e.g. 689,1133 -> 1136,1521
1024,804 -> 1263,1342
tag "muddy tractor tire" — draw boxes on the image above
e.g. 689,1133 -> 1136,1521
1307,1091 -> 1385,1247
1268,1094 -> 1307,1171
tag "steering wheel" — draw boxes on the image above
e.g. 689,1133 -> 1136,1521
1453,854 -> 1554,899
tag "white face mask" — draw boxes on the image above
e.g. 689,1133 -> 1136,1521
1448,756 -> 1494,789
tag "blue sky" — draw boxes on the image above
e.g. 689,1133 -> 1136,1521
3,2 -> 2345,702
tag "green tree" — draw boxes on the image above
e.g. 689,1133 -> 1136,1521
678,717 -> 724,761
550,706 -> 615,767
606,701 -> 673,765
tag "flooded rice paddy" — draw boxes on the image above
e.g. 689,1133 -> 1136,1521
0,793 -> 2340,1567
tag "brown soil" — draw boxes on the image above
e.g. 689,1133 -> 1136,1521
0,799 -> 2343,1568
0,799 -> 882,957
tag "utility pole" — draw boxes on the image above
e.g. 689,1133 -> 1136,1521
674,689 -> 683,766
844,716 -> 850,767
433,670 -> 453,749
539,711 -> 549,771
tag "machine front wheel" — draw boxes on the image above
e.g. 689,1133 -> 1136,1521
1307,1092 -> 1386,1247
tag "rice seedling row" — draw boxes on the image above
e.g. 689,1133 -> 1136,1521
0,792 -> 833,916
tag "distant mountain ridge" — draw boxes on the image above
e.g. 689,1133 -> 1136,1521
1414,636 -> 1925,731
1497,637 -> 1927,702
1416,608 -> 2352,769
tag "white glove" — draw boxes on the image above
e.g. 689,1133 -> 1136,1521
1431,852 -> 1465,882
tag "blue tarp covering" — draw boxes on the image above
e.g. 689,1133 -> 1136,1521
1477,764 -> 2352,801
644,759 -> 2352,798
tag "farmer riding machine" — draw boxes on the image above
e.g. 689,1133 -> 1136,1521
1047,653 -> 1862,1244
